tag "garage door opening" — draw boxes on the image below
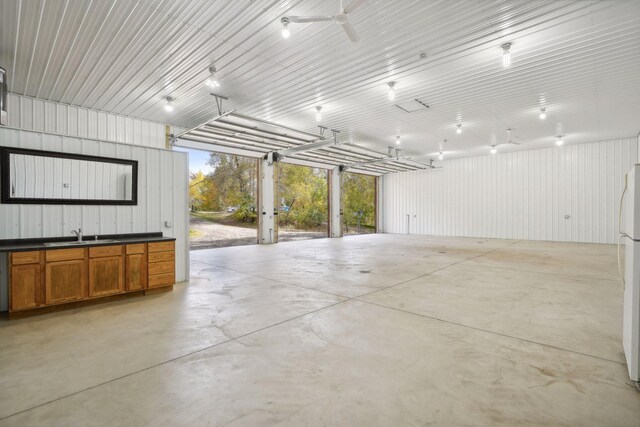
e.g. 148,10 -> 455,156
342,172 -> 376,236
180,147 -> 258,249
277,163 -> 329,242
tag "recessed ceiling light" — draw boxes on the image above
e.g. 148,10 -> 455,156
315,106 -> 322,122
164,97 -> 174,112
387,82 -> 396,101
539,107 -> 547,120
501,42 -> 512,67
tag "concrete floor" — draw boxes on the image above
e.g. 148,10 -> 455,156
0,234 -> 638,426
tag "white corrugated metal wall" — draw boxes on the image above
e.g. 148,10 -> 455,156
383,138 -> 638,244
0,94 -> 189,311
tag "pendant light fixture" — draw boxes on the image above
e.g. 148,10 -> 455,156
539,107 -> 547,120
501,42 -> 512,67
315,106 -> 322,122
556,135 -> 564,146
456,123 -> 462,134
387,82 -> 396,101
395,135 -> 400,145
164,97 -> 174,112
281,17 -> 290,38
205,67 -> 220,88
490,145 -> 497,154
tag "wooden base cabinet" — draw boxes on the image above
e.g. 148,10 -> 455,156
7,240 -> 175,317
89,256 -> 124,297
45,259 -> 87,305
126,244 -> 147,291
10,263 -> 41,311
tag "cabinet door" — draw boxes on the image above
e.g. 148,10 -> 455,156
89,256 -> 124,297
10,264 -> 41,311
126,254 -> 147,291
45,260 -> 87,304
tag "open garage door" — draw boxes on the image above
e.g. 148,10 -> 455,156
342,171 -> 376,236
277,163 -> 329,242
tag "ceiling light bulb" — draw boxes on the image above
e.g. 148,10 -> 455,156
205,67 -> 220,88
456,123 -> 462,134
396,136 -> 400,145
556,136 -> 564,146
388,82 -> 395,101
281,18 -> 290,38
502,42 -> 511,67
490,146 -> 497,154
438,151 -> 444,161
315,106 -> 322,122
539,108 -> 546,120
164,97 -> 174,112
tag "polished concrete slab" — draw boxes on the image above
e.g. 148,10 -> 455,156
0,234 -> 638,426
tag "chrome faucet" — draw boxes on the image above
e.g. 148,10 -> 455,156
71,228 -> 83,242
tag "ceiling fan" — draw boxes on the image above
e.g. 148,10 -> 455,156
281,0 -> 366,43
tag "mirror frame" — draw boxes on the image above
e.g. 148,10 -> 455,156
0,147 -> 138,205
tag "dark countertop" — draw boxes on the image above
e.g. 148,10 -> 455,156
0,232 -> 176,252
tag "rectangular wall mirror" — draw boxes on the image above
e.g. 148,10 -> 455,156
0,147 -> 138,205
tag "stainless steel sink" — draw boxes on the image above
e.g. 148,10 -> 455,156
43,239 -> 119,247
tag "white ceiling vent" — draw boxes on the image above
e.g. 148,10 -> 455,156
395,99 -> 430,113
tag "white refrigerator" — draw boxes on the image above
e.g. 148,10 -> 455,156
622,164 -> 640,384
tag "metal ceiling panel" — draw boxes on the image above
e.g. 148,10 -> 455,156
2,0 -> 639,162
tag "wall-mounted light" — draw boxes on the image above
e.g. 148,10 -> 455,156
502,42 -> 512,67
456,123 -> 462,134
281,17 -> 290,38
388,82 -> 396,101
315,106 -> 322,122
164,97 -> 174,112
556,135 -> 564,146
539,107 -> 547,120
205,67 -> 220,88
490,145 -> 497,154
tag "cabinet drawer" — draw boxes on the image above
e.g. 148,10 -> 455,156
148,261 -> 174,276
46,248 -> 85,262
148,272 -> 175,288
148,241 -> 174,253
148,251 -> 174,263
12,251 -> 41,265
89,245 -> 123,258
126,244 -> 146,255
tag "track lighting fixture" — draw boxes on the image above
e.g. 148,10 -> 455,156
388,82 -> 396,101
281,17 -> 290,38
502,42 -> 512,67
456,123 -> 462,134
490,145 -> 497,154
315,106 -> 322,122
164,97 -> 174,112
556,135 -> 564,146
205,67 -> 220,88
539,107 -> 546,120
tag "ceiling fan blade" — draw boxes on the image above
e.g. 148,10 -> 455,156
341,20 -> 360,42
344,0 -> 366,14
288,15 -> 333,23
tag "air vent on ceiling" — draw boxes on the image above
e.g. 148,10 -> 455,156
395,99 -> 430,113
